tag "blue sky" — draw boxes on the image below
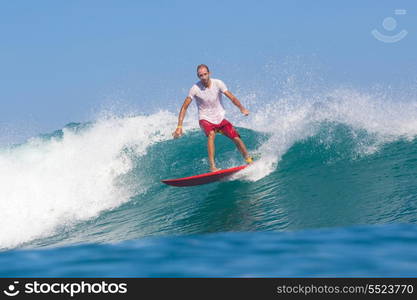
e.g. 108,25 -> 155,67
0,0 -> 416,141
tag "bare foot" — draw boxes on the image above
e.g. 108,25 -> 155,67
245,156 -> 254,164
210,167 -> 221,172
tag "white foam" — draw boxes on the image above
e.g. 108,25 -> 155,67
234,86 -> 417,182
0,111 -> 183,249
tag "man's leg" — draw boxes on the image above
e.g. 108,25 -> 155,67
207,131 -> 220,171
233,137 -> 252,163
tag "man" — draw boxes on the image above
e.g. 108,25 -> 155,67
173,64 -> 253,172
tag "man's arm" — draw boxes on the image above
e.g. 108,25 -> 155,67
223,91 -> 249,116
173,97 -> 193,138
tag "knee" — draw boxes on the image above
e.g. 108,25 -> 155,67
208,131 -> 216,139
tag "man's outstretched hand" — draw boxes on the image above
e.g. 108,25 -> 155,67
172,127 -> 183,139
240,108 -> 250,116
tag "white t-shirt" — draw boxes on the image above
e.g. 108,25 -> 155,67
188,78 -> 228,124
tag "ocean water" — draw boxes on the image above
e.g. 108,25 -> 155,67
1,86 -> 417,277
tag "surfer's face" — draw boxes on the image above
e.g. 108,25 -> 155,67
197,68 -> 210,84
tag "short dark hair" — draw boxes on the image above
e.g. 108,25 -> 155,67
197,64 -> 210,73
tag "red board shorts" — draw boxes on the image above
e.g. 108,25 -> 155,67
199,119 -> 240,139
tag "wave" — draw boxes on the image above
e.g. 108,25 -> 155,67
1,86 -> 417,250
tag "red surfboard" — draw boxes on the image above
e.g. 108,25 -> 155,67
161,165 -> 248,187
